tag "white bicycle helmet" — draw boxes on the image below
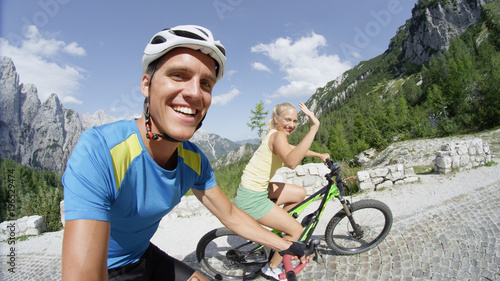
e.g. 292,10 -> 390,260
142,25 -> 226,82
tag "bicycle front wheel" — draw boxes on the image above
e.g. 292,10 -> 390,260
196,227 -> 270,280
325,199 -> 392,255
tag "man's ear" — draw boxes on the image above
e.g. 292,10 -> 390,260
141,74 -> 150,98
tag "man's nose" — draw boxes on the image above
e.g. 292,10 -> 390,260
183,79 -> 202,100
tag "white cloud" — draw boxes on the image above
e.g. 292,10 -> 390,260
212,88 -> 241,106
351,51 -> 362,59
0,25 -> 86,104
224,69 -> 237,80
251,62 -> 272,73
251,32 -> 352,99
64,42 -> 86,56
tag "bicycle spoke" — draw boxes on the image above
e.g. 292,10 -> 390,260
325,199 -> 392,255
197,228 -> 268,280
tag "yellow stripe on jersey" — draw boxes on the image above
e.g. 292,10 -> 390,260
110,134 -> 142,190
178,143 -> 201,176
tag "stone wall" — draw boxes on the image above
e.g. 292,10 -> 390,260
271,163 -> 331,195
0,215 -> 46,241
356,165 -> 419,192
434,139 -> 491,174
275,163 -> 420,194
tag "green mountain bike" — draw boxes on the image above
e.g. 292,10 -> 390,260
196,159 -> 393,280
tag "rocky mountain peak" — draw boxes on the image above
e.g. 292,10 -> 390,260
0,57 -> 19,85
191,129 -> 241,162
213,143 -> 257,168
81,109 -> 119,130
402,0 -> 491,64
0,56 -> 118,172
0,57 -> 21,126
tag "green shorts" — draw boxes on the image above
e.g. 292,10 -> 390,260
235,184 -> 275,220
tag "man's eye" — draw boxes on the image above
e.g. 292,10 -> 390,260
201,81 -> 213,90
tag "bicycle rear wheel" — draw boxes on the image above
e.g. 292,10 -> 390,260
196,227 -> 270,280
325,199 -> 392,255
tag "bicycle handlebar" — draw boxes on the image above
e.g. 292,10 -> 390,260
325,158 -> 339,171
280,255 -> 307,281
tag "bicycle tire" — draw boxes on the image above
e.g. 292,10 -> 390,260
196,227 -> 270,280
325,199 -> 392,255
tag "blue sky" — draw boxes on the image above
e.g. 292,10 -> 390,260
1,0 -> 418,141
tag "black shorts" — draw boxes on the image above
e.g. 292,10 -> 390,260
108,243 -> 195,281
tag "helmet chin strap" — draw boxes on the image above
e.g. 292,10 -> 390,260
144,97 -> 182,142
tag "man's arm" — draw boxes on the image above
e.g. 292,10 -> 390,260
192,186 -> 293,253
62,219 -> 110,281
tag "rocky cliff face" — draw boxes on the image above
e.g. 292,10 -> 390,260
213,143 -> 258,168
80,110 -> 119,130
402,0 -> 491,64
0,56 -> 123,172
190,129 -> 241,163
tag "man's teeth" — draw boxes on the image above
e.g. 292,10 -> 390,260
173,106 -> 196,115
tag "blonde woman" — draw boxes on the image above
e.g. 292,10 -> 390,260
235,102 -> 330,279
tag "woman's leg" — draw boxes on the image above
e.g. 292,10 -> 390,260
258,205 -> 304,268
268,182 -> 307,211
262,183 -> 306,268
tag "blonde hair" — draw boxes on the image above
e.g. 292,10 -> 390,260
266,102 -> 296,134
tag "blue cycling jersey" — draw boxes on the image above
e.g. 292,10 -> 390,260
62,119 -> 216,268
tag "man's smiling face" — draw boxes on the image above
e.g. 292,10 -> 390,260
142,47 -> 217,141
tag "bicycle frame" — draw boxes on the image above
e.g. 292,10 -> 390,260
273,161 -> 352,244
223,162 -> 354,264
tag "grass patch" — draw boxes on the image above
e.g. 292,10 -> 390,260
411,164 -> 435,174
485,161 -> 498,167
1,234 -> 37,243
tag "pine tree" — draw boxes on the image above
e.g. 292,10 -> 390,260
247,100 -> 269,138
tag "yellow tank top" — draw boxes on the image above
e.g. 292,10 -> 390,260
240,129 -> 284,192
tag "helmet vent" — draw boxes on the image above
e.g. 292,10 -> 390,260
151,35 -> 166,44
171,30 -> 206,41
195,27 -> 209,38
217,45 -> 226,56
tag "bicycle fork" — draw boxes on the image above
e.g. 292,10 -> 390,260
338,196 -> 364,238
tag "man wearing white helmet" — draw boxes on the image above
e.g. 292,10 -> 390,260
61,25 -> 306,281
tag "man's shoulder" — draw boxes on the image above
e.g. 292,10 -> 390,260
179,140 -> 209,162
92,119 -> 133,134
81,119 -> 138,147
178,140 -> 212,174
180,140 -> 202,152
